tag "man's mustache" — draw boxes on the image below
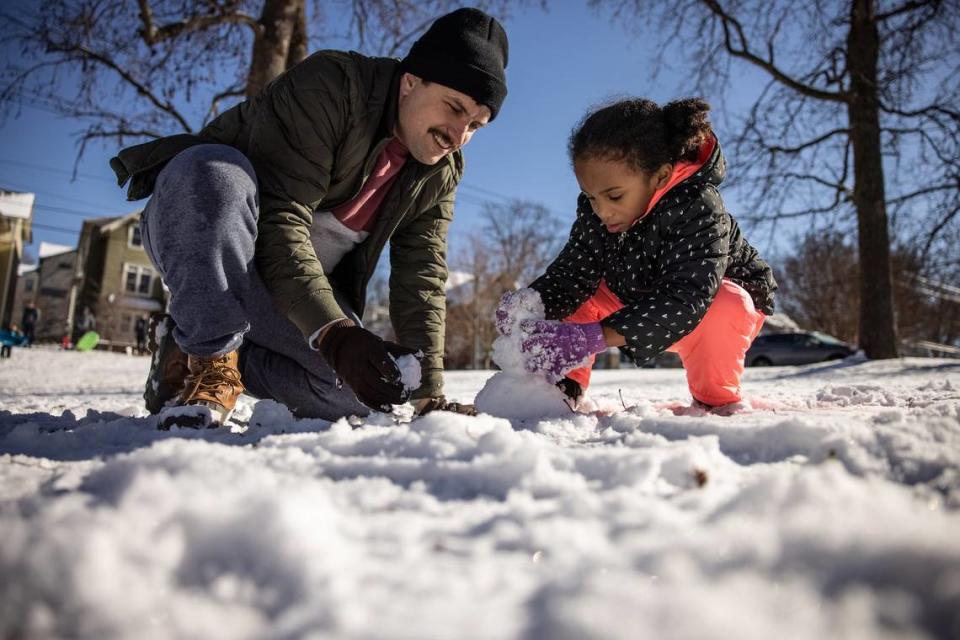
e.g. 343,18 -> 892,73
429,128 -> 455,150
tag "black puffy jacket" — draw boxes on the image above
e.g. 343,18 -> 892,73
530,137 -> 777,366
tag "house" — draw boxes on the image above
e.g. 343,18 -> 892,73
0,190 -> 34,328
31,242 -> 79,342
9,262 -> 39,329
74,212 -> 165,349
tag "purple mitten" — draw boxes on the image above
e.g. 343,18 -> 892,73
519,320 -> 607,381
495,288 -> 543,336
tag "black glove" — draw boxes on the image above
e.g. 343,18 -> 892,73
319,324 -> 418,411
556,377 -> 583,411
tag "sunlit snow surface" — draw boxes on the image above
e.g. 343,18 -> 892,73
1,347 -> 959,639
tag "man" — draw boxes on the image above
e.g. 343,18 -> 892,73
134,315 -> 148,355
21,302 -> 39,347
110,8 -> 507,428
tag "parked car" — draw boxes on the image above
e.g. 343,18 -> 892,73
746,331 -> 856,367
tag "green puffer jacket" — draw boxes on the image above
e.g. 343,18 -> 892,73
110,50 -> 462,399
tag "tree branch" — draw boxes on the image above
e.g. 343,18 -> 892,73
876,0 -> 941,22
384,16 -> 436,57
880,101 -> 960,122
137,0 -> 262,44
921,203 -> 960,259
0,60 -> 66,102
203,83 -> 246,125
768,127 -> 850,154
888,182 -> 960,205
698,0 -> 849,103
742,192 -> 846,223
45,42 -> 192,132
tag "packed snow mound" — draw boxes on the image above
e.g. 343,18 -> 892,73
476,289 -> 571,418
2,348 -> 960,639
475,368 -> 571,419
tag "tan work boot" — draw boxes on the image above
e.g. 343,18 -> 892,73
144,314 -> 190,414
158,351 -> 245,430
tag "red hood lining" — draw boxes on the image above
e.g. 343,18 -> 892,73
640,135 -> 717,218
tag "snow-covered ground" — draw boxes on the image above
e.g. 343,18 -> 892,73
1,347 -> 959,640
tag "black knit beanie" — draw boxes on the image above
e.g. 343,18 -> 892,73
400,7 -> 509,120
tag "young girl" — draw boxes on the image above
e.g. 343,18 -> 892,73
496,98 -> 777,408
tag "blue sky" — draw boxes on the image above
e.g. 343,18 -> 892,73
0,2 -> 771,267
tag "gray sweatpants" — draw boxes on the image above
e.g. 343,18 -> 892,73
140,143 -> 369,420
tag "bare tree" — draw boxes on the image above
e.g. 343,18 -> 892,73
590,0 -> 960,360
777,230 -> 860,342
778,229 -> 960,347
481,199 -> 567,289
445,236 -> 497,369
444,199 -> 566,369
1,0 -> 534,157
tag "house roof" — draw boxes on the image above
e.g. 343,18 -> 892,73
445,270 -> 475,291
0,190 -> 35,220
38,241 -> 75,259
91,210 -> 142,234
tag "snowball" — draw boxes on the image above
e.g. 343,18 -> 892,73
394,354 -> 422,392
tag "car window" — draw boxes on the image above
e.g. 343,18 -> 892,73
812,331 -> 845,345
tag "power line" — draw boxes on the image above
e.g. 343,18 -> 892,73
0,157 -> 116,184
28,221 -> 82,236
459,181 -> 513,202
0,148 -> 576,222
458,182 -> 572,220
32,202 -> 128,219
0,175 -> 126,212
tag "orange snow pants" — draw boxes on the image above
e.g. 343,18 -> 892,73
565,279 -> 766,405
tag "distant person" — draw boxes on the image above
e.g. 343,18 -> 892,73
72,305 -> 96,346
0,324 -> 26,358
111,8 -> 502,427
496,98 -> 777,410
134,315 -> 148,355
21,302 -> 39,346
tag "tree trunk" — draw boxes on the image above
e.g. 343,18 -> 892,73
846,0 -> 899,358
246,0 -> 306,97
286,1 -> 308,69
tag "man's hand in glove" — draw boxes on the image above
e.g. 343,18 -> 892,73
317,322 -> 418,412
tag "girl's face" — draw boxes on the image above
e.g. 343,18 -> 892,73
574,156 -> 672,233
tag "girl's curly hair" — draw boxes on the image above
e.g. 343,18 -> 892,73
569,97 -> 712,174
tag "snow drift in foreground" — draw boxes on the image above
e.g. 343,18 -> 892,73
1,347 -> 959,640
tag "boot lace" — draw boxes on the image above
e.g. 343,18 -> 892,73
185,355 -> 242,400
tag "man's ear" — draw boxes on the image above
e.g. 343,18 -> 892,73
399,72 -> 421,98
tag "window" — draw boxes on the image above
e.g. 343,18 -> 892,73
123,264 -> 155,297
128,224 -> 143,248
120,313 -> 133,333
